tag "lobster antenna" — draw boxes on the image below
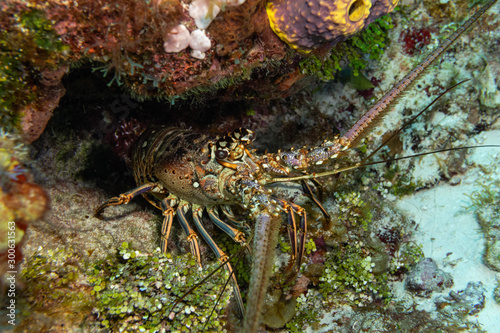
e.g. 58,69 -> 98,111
202,263 -> 239,332
339,0 -> 497,150
270,145 -> 500,183
267,0 -> 497,184
358,79 -> 469,165
267,79 -> 483,183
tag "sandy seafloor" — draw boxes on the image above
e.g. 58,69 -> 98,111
394,130 -> 500,332
3,0 -> 500,332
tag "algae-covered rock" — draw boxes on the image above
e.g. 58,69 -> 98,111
405,258 -> 453,297
89,243 -> 233,332
435,281 -> 486,316
17,247 -> 96,331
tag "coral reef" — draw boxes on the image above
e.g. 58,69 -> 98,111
266,0 -> 398,52
0,0 -> 403,143
8,0 -> 278,105
2,0 -> 499,332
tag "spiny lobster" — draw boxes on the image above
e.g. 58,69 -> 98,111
95,0 -> 498,332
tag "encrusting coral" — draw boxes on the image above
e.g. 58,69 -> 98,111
0,3 -> 69,142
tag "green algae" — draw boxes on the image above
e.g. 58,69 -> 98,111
89,242 -> 233,332
304,238 -> 317,255
494,281 -> 500,304
333,191 -> 372,231
299,15 -> 394,81
319,243 -> 390,302
285,292 -> 321,333
465,163 -> 500,271
379,164 -> 420,197
217,235 -> 251,287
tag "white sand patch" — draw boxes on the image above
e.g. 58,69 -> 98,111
396,129 -> 500,332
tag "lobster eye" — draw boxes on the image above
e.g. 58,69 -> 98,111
216,149 -> 229,160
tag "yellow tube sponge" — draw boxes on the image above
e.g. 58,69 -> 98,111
266,0 -> 399,52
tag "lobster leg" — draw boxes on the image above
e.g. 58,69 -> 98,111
273,198 -> 308,271
208,207 -> 252,258
289,205 -> 306,270
221,205 -> 250,232
287,204 -> 298,265
301,180 -> 331,223
207,207 -> 248,245
292,202 -> 307,269
95,183 -> 159,217
191,206 -> 245,318
176,202 -> 202,268
159,198 -> 175,253
221,206 -> 252,243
